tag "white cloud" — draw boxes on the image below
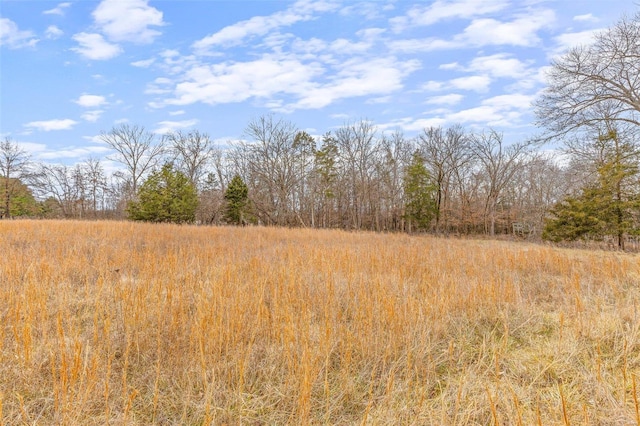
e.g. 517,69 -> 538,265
340,2 -> 387,20
422,81 -> 444,91
467,54 -> 531,79
43,2 -> 71,16
390,0 -> 509,32
379,117 -> 448,132
154,119 -> 199,135
573,13 -> 599,22
285,57 -> 420,110
81,110 -> 104,122
160,57 -> 324,107
145,77 -> 174,95
153,50 -> 420,113
389,9 -> 555,52
287,57 -> 420,110
380,92 -> 535,132
425,94 -> 464,105
25,119 -> 78,131
439,62 -> 461,70
458,10 -> 554,47
366,96 -> 392,104
45,25 -> 63,39
0,18 -> 38,48
131,58 -> 155,68
38,146 -> 111,160
71,32 -> 122,60
330,113 -> 350,119
74,94 -> 107,108
93,0 -> 164,44
482,93 -> 534,110
552,29 -> 601,56
169,110 -> 186,116
192,0 -> 339,52
450,75 -> 491,92
16,142 -> 48,156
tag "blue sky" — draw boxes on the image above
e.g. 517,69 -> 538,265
0,0 -> 636,164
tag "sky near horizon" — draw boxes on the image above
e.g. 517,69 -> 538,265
0,0 -> 636,165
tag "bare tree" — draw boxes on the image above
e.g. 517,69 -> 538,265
165,130 -> 216,188
84,158 -> 108,218
377,131 -> 414,231
418,125 -> 471,233
34,164 -> 78,218
0,137 -> 32,219
471,130 -> 531,236
99,124 -> 164,199
535,13 -> 640,138
334,120 -> 379,229
235,116 -> 305,226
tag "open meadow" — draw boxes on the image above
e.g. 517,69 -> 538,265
1,220 -> 640,424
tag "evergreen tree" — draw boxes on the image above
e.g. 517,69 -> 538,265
403,152 -> 436,231
542,191 -> 602,242
543,130 -> 640,248
127,163 -> 198,224
0,177 -> 38,217
224,175 -> 250,225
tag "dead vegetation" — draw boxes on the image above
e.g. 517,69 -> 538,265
1,220 -> 639,424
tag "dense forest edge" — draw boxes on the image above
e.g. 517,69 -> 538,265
4,11 -> 640,250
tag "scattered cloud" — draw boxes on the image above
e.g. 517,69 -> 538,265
37,146 -> 112,161
288,57 -> 421,110
552,29 -> 602,56
74,94 -> 107,108
71,32 -> 122,60
25,119 -> 78,131
81,110 -> 104,122
192,0 -> 339,52
168,110 -> 185,116
390,0 -> 509,32
466,54 -> 531,79
0,18 -> 38,48
93,0 -> 164,44
340,2 -> 389,20
158,56 -> 324,108
131,58 -> 155,68
43,2 -> 71,16
389,9 -> 555,52
573,13 -> 599,22
380,92 -> 535,132
154,119 -> 199,134
450,75 -> 492,92
379,117 -> 447,132
425,94 -> 464,105
423,75 -> 491,93
45,25 -> 64,39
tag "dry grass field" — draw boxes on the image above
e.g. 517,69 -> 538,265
1,220 -> 640,425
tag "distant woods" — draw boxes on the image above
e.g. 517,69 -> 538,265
0,120 -> 555,237
0,114 -> 638,245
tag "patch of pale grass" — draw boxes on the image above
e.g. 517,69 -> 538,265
1,220 -> 640,424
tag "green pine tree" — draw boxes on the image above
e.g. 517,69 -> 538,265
543,130 -> 640,248
224,175 -> 250,225
403,152 -> 436,231
0,177 -> 39,217
127,163 -> 198,224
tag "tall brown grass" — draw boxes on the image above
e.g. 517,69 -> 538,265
1,220 -> 639,424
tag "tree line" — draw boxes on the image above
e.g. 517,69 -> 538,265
0,119 -> 567,236
3,10 -> 640,248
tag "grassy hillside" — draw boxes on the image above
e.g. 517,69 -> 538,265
1,220 -> 639,424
